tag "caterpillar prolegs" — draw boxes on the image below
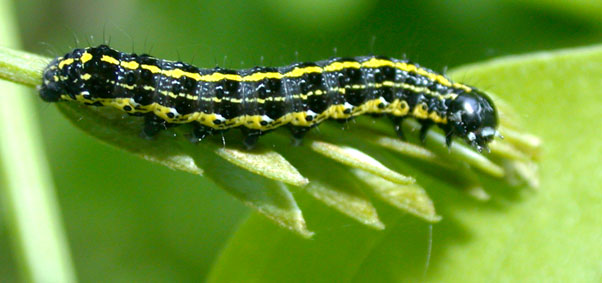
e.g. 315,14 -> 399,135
39,45 -> 500,151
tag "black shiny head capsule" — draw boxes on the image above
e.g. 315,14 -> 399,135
447,89 -> 499,152
38,58 -> 65,102
38,48 -> 88,102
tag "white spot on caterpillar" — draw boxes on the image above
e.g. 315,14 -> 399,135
480,127 -> 496,137
463,102 -> 474,114
129,98 -> 140,107
214,114 -> 226,122
261,115 -> 273,123
305,110 -> 318,120
467,132 -> 476,141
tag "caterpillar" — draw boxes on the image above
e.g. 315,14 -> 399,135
39,45 -> 500,151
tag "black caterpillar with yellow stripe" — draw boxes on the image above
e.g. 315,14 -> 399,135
39,45 -> 499,151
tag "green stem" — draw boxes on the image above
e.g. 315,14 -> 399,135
0,0 -> 77,282
0,45 -> 48,87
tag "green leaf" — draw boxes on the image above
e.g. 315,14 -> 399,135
208,45 -> 602,282
509,0 -> 602,25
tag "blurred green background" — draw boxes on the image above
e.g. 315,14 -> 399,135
1,0 -> 601,281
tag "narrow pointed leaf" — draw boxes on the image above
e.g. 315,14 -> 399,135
489,139 -> 531,161
353,169 -> 441,222
370,135 -> 452,168
498,126 -> 542,159
463,185 -> 491,201
303,182 -> 384,230
310,140 -> 415,185
502,159 -> 541,189
215,148 -> 308,187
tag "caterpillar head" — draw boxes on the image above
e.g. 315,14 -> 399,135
39,48 -> 89,103
38,57 -> 66,102
448,89 -> 500,152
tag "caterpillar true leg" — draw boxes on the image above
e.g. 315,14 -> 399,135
419,120 -> 434,144
142,114 -> 171,139
289,126 -> 312,146
390,116 -> 406,141
241,128 -> 264,149
191,124 -> 216,142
